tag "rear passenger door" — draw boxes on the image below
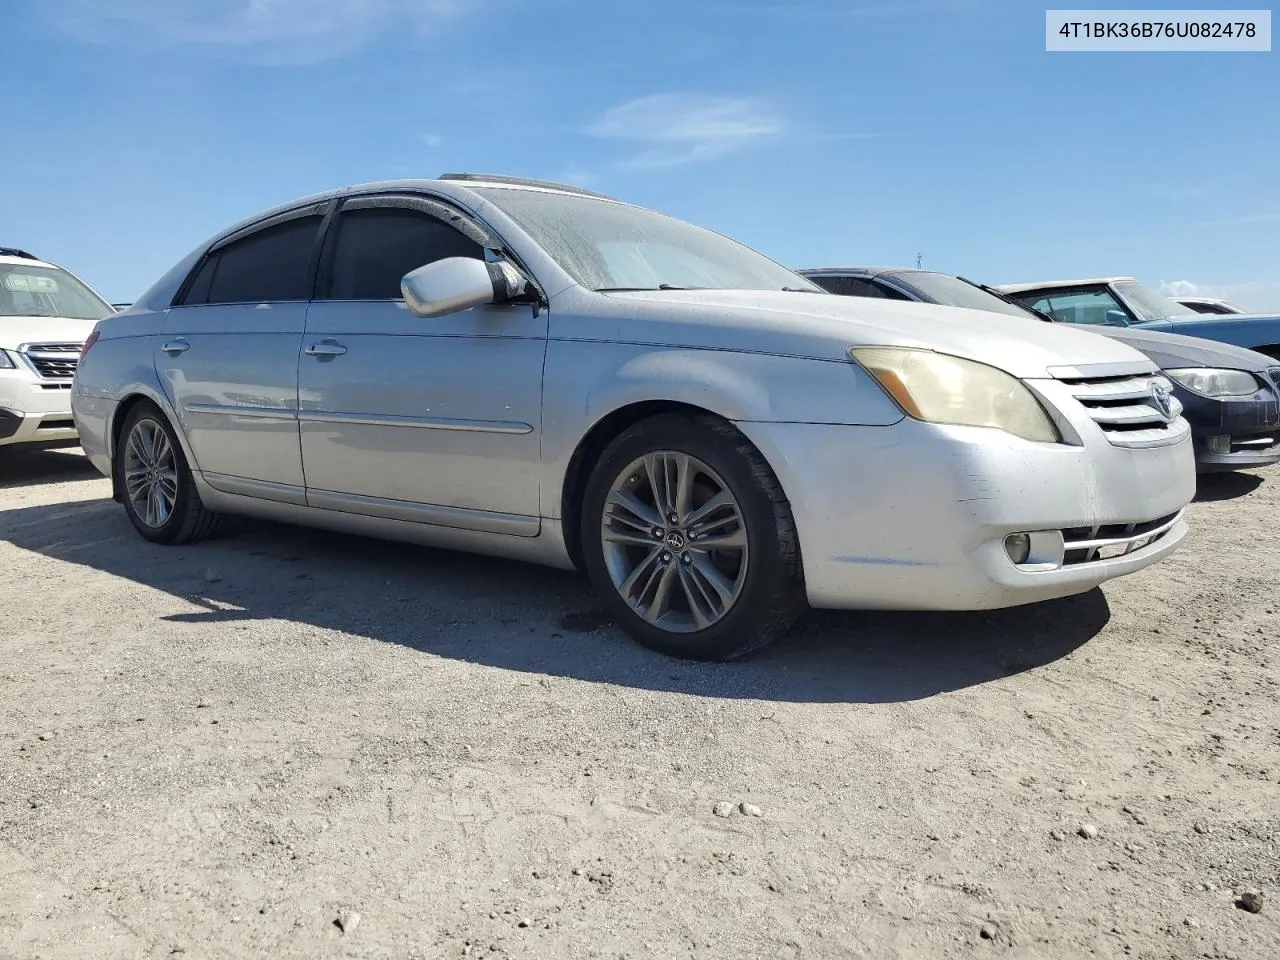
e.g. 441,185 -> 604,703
158,203 -> 329,503
297,194 -> 547,534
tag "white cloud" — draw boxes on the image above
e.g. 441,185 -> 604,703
586,94 -> 785,169
53,0 -> 470,64
1160,280 -> 1280,313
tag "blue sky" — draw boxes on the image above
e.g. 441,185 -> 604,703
5,0 -> 1278,308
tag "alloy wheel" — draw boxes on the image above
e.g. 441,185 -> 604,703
600,451 -> 749,633
122,418 -> 179,529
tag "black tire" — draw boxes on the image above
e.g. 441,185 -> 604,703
580,412 -> 805,661
114,400 -> 225,545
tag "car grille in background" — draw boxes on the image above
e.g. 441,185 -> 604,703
21,343 -> 82,380
1054,373 -> 1183,447
1269,367 -> 1280,392
1061,511 -> 1182,565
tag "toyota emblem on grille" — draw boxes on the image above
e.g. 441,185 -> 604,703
1150,381 -> 1175,422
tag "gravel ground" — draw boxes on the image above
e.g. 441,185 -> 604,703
2,445 -> 1278,960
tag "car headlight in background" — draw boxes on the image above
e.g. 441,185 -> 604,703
0,350 -> 15,369
1165,368 -> 1259,398
849,346 -> 1061,443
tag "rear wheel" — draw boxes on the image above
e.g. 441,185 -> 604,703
580,413 -> 805,660
115,401 -> 225,544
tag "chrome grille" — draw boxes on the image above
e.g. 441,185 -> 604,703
1061,511 -> 1182,565
1055,372 -> 1183,447
1269,367 -> 1280,392
20,342 -> 82,380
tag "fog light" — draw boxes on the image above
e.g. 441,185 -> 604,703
1207,435 -> 1232,454
1004,533 -> 1031,564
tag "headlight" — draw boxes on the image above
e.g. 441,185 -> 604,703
1165,368 -> 1260,398
849,346 -> 1060,443
0,350 -> 15,369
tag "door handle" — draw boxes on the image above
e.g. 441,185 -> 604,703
161,339 -> 190,355
304,340 -> 347,357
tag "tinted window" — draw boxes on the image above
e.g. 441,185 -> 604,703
185,215 -> 323,305
811,275 -> 892,298
325,207 -> 484,300
1012,288 -> 1126,325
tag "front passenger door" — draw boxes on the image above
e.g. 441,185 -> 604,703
298,195 -> 547,535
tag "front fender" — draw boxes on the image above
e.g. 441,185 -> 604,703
540,339 -> 905,516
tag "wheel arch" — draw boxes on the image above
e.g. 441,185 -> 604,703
107,388 -> 198,501
558,399 -> 799,573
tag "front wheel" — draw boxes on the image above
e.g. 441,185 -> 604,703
115,401 -> 225,544
580,413 -> 805,661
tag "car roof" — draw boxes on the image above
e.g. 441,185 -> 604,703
200,173 -> 630,253
997,277 -> 1135,293
0,253 -> 59,270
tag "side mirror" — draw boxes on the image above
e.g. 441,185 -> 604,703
1105,309 -> 1130,326
401,257 -> 529,318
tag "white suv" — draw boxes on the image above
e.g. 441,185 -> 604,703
0,248 -> 113,447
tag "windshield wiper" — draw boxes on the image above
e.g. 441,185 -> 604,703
957,276 -> 1054,322
595,284 -> 705,292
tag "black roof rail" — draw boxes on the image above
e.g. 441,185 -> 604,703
0,247 -> 38,260
437,173 -> 618,202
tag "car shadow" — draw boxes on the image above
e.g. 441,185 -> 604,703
1195,471 -> 1266,502
0,444 -> 101,490
0,498 -> 1109,705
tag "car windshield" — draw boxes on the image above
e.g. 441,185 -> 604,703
473,187 -> 823,293
1113,280 -> 1194,322
895,271 -> 1037,320
0,263 -> 113,320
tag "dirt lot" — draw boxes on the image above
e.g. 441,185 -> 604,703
1,445 -> 1278,960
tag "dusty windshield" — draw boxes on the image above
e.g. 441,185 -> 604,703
898,272 -> 1037,320
0,264 -> 113,320
474,187 -> 822,293
1113,280 -> 1194,321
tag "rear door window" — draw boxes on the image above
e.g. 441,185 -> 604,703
183,215 -> 324,305
811,275 -> 890,298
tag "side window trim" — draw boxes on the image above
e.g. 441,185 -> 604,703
172,200 -> 336,307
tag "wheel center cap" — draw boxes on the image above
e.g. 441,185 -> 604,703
664,530 -> 686,551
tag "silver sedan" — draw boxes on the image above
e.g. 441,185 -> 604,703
72,174 -> 1196,660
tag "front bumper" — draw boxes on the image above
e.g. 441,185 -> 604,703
1180,391 -> 1280,472
737,418 -> 1196,611
0,377 -> 79,446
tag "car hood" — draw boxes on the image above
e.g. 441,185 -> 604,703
1168,311 -> 1280,323
595,290 -> 1155,379
1157,312 -> 1280,331
0,315 -> 97,349
1093,325 -> 1277,373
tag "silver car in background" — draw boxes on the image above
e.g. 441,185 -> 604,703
72,175 -> 1197,660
